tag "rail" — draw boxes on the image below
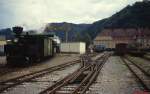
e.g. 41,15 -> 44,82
120,57 -> 150,92
0,60 -> 80,93
39,53 -> 110,94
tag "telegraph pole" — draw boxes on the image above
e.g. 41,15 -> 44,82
65,31 -> 68,42
64,24 -> 71,43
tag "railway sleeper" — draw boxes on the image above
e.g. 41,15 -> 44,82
70,73 -> 88,84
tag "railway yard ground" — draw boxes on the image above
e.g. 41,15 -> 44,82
144,53 -> 150,60
0,52 -> 150,94
0,54 -> 80,82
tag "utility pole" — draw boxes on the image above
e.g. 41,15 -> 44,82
65,31 -> 68,43
64,24 -> 71,43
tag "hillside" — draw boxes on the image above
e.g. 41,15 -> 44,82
1,1 -> 150,43
44,22 -> 91,41
44,1 -> 150,41
0,28 -> 14,39
85,1 -> 150,39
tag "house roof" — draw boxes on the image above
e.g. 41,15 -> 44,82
94,36 -> 112,41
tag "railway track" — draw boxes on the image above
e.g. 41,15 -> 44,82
0,60 -> 80,93
0,53 -> 98,77
120,57 -> 150,92
39,53 -> 110,94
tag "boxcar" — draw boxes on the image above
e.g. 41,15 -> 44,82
115,43 -> 128,55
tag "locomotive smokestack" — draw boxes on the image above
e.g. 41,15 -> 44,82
12,26 -> 23,36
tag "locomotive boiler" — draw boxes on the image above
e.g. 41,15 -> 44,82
5,26 -> 55,66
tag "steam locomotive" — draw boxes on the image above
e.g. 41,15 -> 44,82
5,26 -> 57,66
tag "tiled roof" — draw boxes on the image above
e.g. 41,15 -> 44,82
95,36 -> 112,41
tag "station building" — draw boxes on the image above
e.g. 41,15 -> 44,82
94,28 -> 150,49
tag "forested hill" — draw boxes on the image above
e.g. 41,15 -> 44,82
1,1 -> 150,44
85,1 -> 150,39
0,28 -> 13,39
44,22 -> 91,41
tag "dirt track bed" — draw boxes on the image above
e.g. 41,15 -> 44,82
0,54 -> 80,82
126,55 -> 150,75
87,56 -> 141,94
1,63 -> 80,94
1,54 -> 149,94
144,54 -> 150,60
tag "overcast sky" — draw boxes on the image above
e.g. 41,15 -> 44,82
0,0 -> 142,30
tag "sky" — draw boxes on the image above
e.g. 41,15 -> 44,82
0,0 -> 142,30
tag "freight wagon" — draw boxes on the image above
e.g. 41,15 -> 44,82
115,43 -> 146,56
5,26 -> 55,66
115,43 -> 128,55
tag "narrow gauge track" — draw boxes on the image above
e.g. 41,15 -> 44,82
88,53 -> 99,58
0,60 -> 80,93
0,53 -> 98,78
125,56 -> 150,77
39,53 -> 110,94
120,57 -> 150,92
0,66 -> 20,77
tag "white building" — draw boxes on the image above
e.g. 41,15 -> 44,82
60,42 -> 86,54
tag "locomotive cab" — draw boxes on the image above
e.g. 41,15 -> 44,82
5,26 -> 54,66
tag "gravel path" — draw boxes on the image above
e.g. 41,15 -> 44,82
87,56 -> 141,94
1,54 -> 147,94
2,63 -> 80,94
0,54 -> 80,82
127,55 -> 150,74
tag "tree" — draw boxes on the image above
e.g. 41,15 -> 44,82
75,32 -> 92,48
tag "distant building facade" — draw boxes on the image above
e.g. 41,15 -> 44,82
0,36 -> 6,53
94,28 -> 150,49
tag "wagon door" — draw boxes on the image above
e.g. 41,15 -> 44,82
44,38 -> 48,57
